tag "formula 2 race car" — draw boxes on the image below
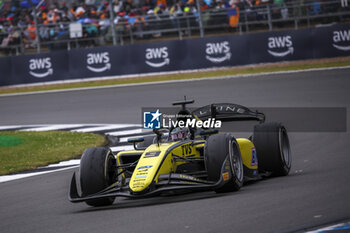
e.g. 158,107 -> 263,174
69,100 -> 291,207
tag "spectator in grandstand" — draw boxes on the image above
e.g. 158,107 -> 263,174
2,0 -> 349,54
124,0 -> 135,14
75,3 -> 88,17
23,21 -> 36,47
0,20 -> 21,55
170,1 -> 184,15
130,9 -> 148,38
227,0 -> 240,28
46,8 -> 61,24
157,0 -> 168,7
281,3 -> 288,19
146,9 -> 162,37
113,0 -> 124,14
99,11 -> 111,34
169,1 -> 184,28
183,2 -> 197,15
0,22 -> 7,48
215,0 -> 226,9
308,0 -> 322,15
341,0 -> 349,7
143,0 -> 156,10
85,0 -> 98,6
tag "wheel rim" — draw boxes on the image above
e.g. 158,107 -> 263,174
279,128 -> 291,168
104,151 -> 117,185
229,140 -> 243,182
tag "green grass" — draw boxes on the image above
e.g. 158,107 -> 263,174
0,131 -> 107,175
1,57 -> 349,95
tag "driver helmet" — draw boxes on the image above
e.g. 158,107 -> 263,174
170,127 -> 190,141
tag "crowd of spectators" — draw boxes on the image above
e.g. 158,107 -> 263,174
0,0 -> 347,53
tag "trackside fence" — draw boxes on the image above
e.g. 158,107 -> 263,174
0,23 -> 349,86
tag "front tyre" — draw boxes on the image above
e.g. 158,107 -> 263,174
253,122 -> 291,176
80,147 -> 117,207
205,133 -> 244,193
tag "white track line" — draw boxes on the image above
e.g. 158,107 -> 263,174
0,125 -> 40,130
21,124 -> 84,131
72,124 -> 139,133
0,165 -> 79,183
305,223 -> 346,233
0,158 -> 80,183
46,159 -> 80,168
0,126 -> 25,130
110,145 -> 135,152
107,129 -> 150,136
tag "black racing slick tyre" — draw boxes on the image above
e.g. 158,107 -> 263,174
253,122 -> 291,176
80,147 -> 117,207
205,133 -> 244,193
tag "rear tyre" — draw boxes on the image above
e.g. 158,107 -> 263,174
205,133 -> 244,193
80,147 -> 117,207
253,122 -> 291,176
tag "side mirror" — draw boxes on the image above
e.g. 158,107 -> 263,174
128,137 -> 144,150
127,137 -> 145,143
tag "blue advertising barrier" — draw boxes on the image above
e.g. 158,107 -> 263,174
247,27 -> 314,63
0,57 -> 12,86
0,23 -> 349,86
312,24 -> 350,58
10,51 -> 69,85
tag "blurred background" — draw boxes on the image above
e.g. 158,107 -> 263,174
0,0 -> 349,56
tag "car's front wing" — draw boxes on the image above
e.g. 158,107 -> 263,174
68,172 -> 227,203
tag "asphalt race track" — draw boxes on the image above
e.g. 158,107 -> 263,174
0,68 -> 350,233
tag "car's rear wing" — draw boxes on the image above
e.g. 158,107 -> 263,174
192,103 -> 265,123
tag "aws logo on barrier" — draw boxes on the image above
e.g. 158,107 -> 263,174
205,41 -> 231,63
145,47 -> 169,68
86,52 -> 111,72
29,58 -> 53,78
267,36 -> 294,57
332,30 -> 350,51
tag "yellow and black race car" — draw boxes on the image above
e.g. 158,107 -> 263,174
69,100 -> 291,207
